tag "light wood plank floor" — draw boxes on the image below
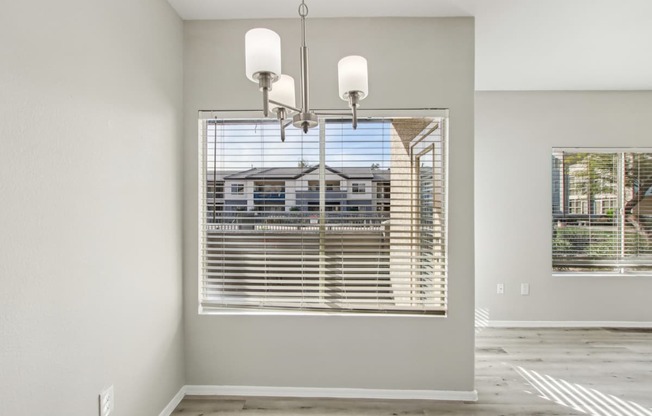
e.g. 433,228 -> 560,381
172,328 -> 652,415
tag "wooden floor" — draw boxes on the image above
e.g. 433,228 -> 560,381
172,327 -> 652,415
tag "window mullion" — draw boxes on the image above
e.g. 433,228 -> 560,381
618,152 -> 626,272
318,118 -> 326,304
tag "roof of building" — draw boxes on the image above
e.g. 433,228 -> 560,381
207,166 -> 390,181
225,167 -> 309,180
205,170 -> 232,181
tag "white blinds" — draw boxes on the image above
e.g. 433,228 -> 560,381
552,149 -> 652,273
200,114 -> 447,314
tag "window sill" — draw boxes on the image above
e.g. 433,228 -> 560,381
552,273 -> 652,278
199,306 -> 446,318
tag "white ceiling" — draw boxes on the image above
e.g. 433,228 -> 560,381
167,0 -> 652,90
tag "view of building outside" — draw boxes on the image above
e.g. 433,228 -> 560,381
552,150 -> 652,273
200,116 -> 447,313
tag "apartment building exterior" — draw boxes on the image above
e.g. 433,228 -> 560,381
205,165 -> 391,215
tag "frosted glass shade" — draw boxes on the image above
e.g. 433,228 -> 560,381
269,75 -> 296,112
245,28 -> 281,82
338,55 -> 368,100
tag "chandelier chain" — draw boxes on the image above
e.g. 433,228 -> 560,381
298,0 -> 308,18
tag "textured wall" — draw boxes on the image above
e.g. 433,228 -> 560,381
0,0 -> 185,414
183,17 -> 475,392
476,91 -> 652,323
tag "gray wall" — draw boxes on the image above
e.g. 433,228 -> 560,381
0,0 -> 185,414
183,18 -> 475,391
476,91 -> 652,322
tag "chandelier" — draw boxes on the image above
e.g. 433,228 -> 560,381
245,0 -> 369,141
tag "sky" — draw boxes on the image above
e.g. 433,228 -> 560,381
205,119 -> 393,171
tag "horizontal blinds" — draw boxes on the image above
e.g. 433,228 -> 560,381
552,150 -> 652,273
200,116 -> 447,314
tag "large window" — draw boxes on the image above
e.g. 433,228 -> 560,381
552,149 -> 652,274
200,112 -> 448,314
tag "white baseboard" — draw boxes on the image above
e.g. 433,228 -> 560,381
185,385 -> 477,401
158,384 -> 477,413
159,386 -> 186,416
487,320 -> 652,328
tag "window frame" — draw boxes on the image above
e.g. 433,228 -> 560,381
351,183 -> 366,194
198,108 -> 450,315
230,183 -> 244,195
551,147 -> 652,277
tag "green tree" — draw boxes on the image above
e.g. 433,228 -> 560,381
624,153 -> 652,242
564,152 -> 652,242
564,153 -> 618,215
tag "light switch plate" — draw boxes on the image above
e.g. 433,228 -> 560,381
521,283 -> 530,296
497,283 -> 504,294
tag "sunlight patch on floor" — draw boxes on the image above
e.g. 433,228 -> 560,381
475,307 -> 490,334
515,366 -> 652,416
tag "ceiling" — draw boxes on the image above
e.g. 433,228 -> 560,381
167,0 -> 652,91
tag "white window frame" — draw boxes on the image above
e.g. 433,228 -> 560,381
198,109 -> 449,315
230,183 -> 244,195
351,183 -> 366,193
552,147 -> 652,277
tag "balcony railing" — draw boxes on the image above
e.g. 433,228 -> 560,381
296,190 -> 347,201
253,192 -> 285,201
205,211 -> 390,228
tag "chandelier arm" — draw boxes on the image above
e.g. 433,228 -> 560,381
275,109 -> 295,143
347,91 -> 361,130
262,88 -> 270,117
279,119 -> 293,142
276,107 -> 287,142
269,99 -> 301,114
280,119 -> 286,143
256,72 -> 274,117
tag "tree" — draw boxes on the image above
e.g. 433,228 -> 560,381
564,152 -> 652,243
298,159 -> 310,168
564,153 -> 617,216
624,153 -> 652,212
624,153 -> 652,241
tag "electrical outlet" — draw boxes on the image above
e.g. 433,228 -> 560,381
99,385 -> 114,416
496,283 -> 504,294
521,283 -> 530,296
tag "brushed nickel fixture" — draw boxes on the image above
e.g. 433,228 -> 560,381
245,0 -> 368,141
